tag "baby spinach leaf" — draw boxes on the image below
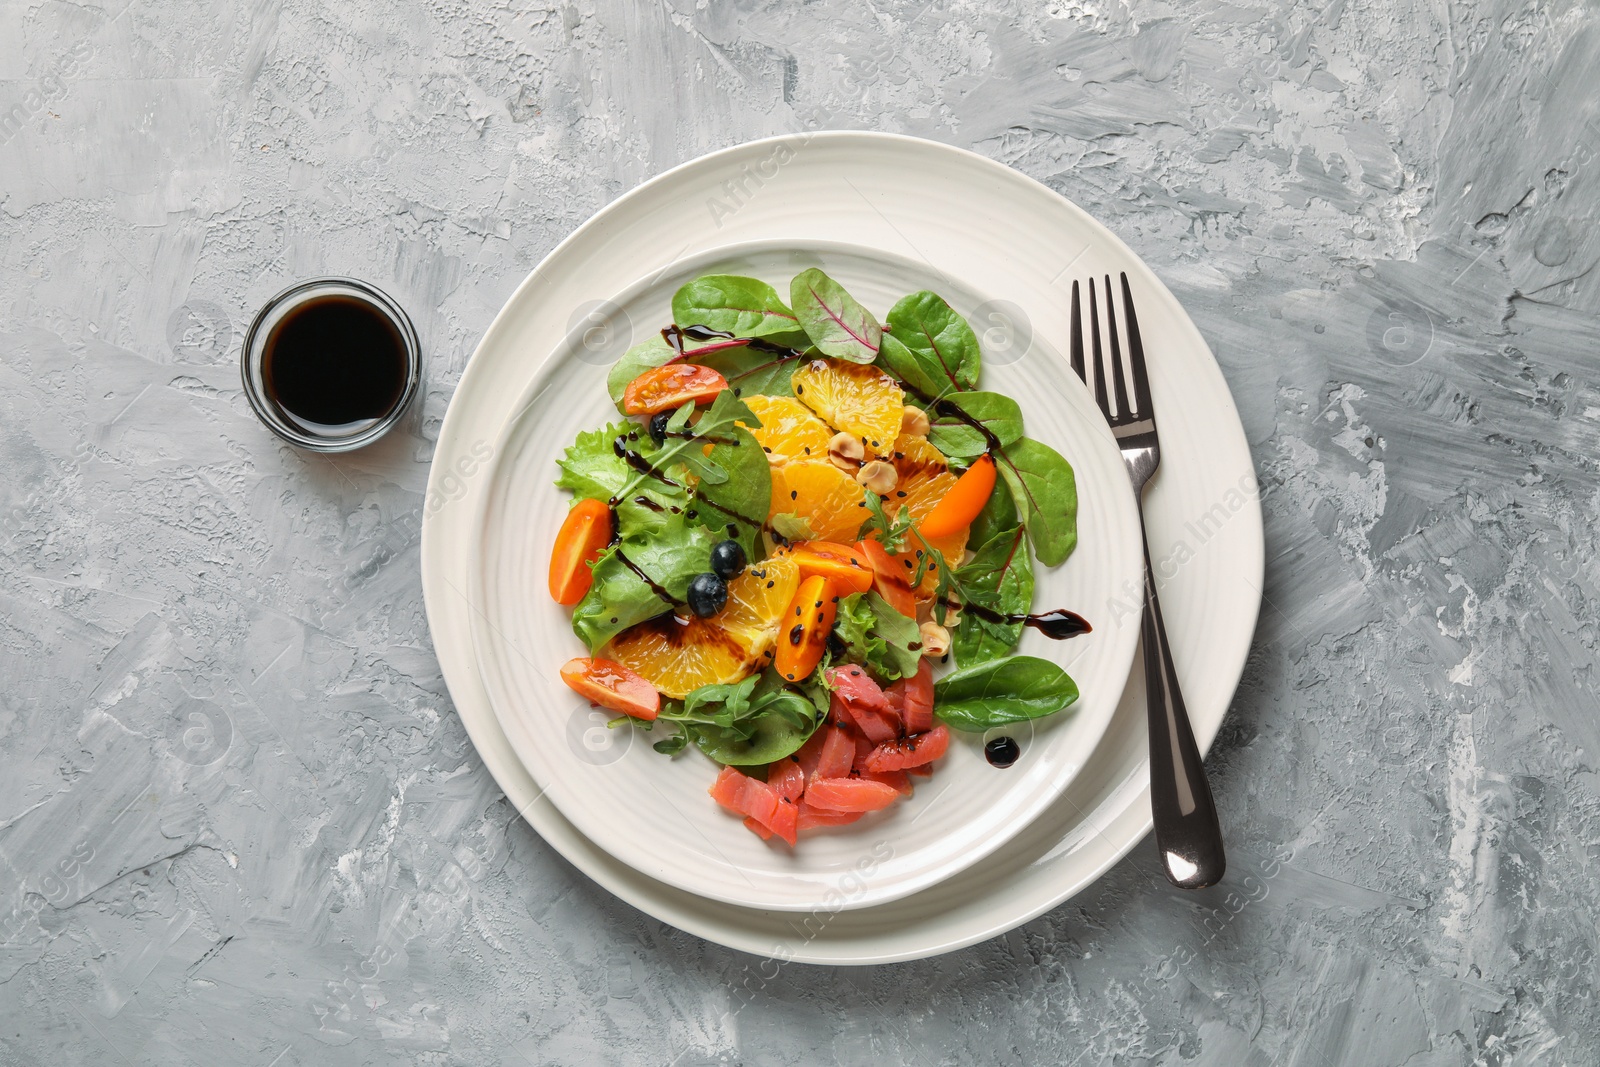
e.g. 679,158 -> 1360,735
692,345 -> 797,398
876,333 -> 947,402
968,473 -> 1018,548
692,697 -> 818,764
790,268 -> 881,363
691,425 -> 771,559
927,392 -> 1025,459
607,337 -> 678,411
933,655 -> 1079,731
953,526 -> 1033,665
886,291 -> 981,391
672,275 -> 800,338
834,591 -> 922,682
996,437 -> 1078,567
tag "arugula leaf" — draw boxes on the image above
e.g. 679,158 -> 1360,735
790,268 -> 881,363
692,345 -> 798,398
661,670 -> 822,765
927,392 -> 1024,459
611,391 -> 759,502
857,484 -> 913,553
672,275 -> 800,338
653,727 -> 690,755
953,526 -> 1034,665
834,591 -> 922,681
933,655 -> 1079,731
996,437 -> 1078,567
690,425 -> 771,559
886,291 -> 981,391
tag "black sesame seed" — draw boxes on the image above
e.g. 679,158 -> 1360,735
789,623 -> 804,644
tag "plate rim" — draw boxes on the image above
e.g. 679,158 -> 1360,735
463,235 -> 1144,912
422,130 -> 1265,963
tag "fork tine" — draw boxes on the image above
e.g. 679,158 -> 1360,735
1088,278 -> 1109,416
1120,272 -> 1152,420
1103,275 -> 1130,419
1069,280 -> 1085,384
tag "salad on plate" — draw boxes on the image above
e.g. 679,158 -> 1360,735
549,268 -> 1090,847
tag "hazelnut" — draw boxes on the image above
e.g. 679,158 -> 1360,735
856,460 -> 898,495
918,621 -> 950,657
828,432 -> 865,471
900,404 -> 931,437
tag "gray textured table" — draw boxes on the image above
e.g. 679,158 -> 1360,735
3,0 -> 1597,1063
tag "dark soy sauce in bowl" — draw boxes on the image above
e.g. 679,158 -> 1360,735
263,295 -> 407,435
242,278 -> 419,452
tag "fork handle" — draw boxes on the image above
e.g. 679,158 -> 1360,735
1139,531 -> 1226,889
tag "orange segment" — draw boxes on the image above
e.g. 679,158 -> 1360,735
741,395 -> 834,466
769,461 -> 870,543
719,555 -> 801,645
884,432 -> 968,596
791,358 -> 903,457
605,556 -> 798,699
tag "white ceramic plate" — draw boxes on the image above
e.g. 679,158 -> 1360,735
422,132 -> 1263,961
466,241 -> 1142,912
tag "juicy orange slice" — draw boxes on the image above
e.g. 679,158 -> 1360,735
604,555 -> 798,699
884,432 -> 968,596
741,395 -> 834,466
769,461 -> 869,544
791,358 -> 903,456
720,554 -> 800,645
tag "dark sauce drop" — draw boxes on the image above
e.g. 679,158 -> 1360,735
262,295 -> 407,434
985,736 -> 1020,768
954,601 -> 1093,640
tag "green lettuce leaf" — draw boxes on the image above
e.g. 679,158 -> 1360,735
834,591 -> 922,682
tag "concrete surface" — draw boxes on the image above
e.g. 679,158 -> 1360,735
3,0 -> 1599,1063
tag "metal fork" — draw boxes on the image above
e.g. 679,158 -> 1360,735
1071,273 -> 1225,890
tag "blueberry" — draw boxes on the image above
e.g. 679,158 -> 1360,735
686,572 -> 728,618
647,411 -> 671,445
709,539 -> 747,581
